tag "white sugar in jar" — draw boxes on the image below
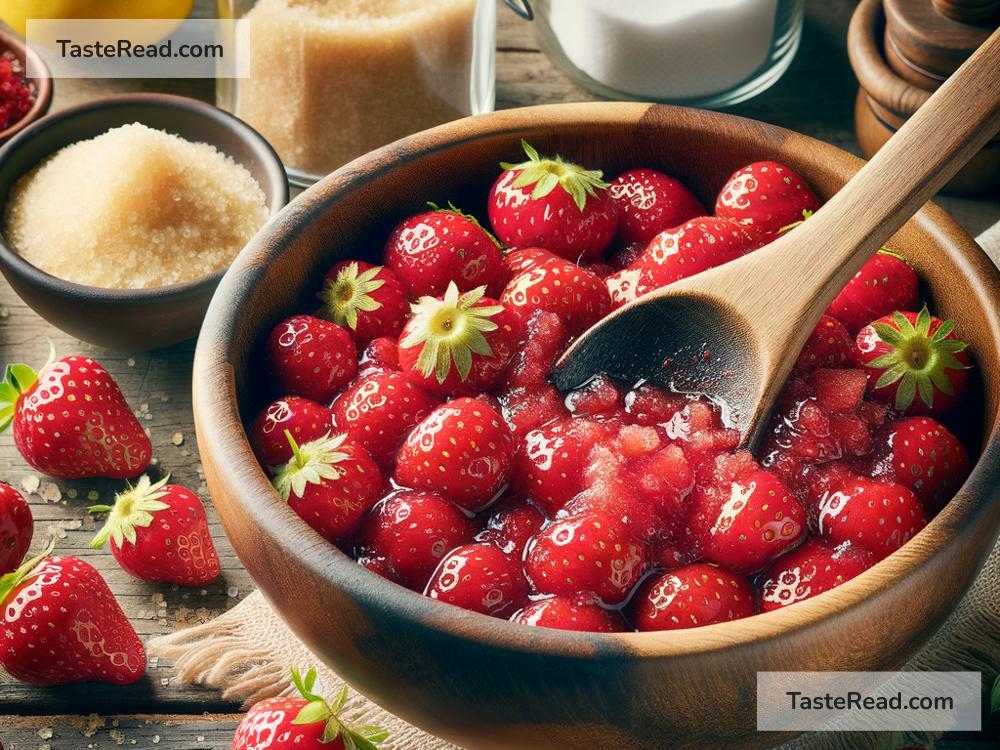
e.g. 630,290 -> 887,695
533,0 -> 804,107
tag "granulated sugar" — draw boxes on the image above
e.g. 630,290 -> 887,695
4,123 -> 268,289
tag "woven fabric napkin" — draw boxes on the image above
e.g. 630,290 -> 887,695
150,224 -> 1000,750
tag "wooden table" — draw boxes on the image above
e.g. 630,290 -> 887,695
1,2 -> 997,747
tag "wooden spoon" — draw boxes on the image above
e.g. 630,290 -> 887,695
552,28 -> 1000,448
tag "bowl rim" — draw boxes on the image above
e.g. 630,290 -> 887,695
0,27 -> 53,143
195,101 -> 1000,659
0,92 -> 289,303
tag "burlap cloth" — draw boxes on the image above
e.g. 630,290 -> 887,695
150,224 -> 1000,749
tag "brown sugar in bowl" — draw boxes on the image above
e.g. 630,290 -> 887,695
193,102 -> 1000,750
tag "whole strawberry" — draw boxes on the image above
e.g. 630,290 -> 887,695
500,252 -> 611,335
318,260 -> 408,344
792,314 -> 856,376
0,483 -> 31,574
511,596 -> 627,632
488,140 -> 618,261
232,667 -> 387,750
609,167 -> 704,247
826,249 -> 919,334
759,538 -> 875,612
266,315 -> 358,404
358,336 -> 400,376
383,205 -> 505,298
397,282 -> 520,396
475,493 -> 545,559
629,563 -> 755,631
855,307 -> 970,415
89,475 -> 221,586
714,160 -> 821,240
424,542 -> 529,618
0,355 -> 151,479
250,396 -> 333,468
0,544 -> 145,685
272,432 -> 382,544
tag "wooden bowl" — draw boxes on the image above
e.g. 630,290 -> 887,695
0,27 -> 52,145
194,103 -> 1000,750
0,94 -> 288,350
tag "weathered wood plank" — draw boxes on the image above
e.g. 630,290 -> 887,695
0,714 -> 241,749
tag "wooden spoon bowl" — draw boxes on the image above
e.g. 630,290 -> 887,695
194,103 -> 1000,750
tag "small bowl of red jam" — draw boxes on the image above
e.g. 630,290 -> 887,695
0,28 -> 51,145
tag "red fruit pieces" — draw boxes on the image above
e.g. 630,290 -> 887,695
793,315 -> 855,376
266,315 -> 358,403
384,208 -> 505,298
0,483 -> 31,574
319,260 -> 408,344
629,563 -> 754,631
503,310 -> 568,390
250,396 -> 333,468
827,250 -> 919,335
501,256 -> 611,336
609,168 -> 704,246
715,161 -> 820,240
511,597 -> 627,632
524,511 -> 649,605
394,397 -> 514,511
475,494 -> 546,558
564,373 -> 625,419
499,384 -> 569,441
759,539 -> 875,612
425,542 -> 528,617
809,369 -> 868,413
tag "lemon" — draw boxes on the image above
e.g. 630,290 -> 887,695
0,0 -> 196,37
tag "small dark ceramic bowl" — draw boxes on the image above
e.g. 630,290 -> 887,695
0,27 -> 53,145
0,93 -> 288,350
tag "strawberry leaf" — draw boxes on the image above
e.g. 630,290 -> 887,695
293,700 -> 332,726
0,536 -> 55,607
895,373 -> 917,411
271,432 -> 352,501
872,322 -> 905,347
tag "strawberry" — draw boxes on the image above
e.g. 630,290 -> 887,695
688,469 -> 806,573
714,161 -> 821,240
564,373 -> 626,419
865,416 -> 970,516
759,538 -> 875,612
502,247 -> 558,276
358,337 -> 400,376
271,432 -> 382,544
856,308 -> 970,416
792,315 -> 856,376
0,355 -> 151,480
0,544 -> 145,685
318,260 -> 408,345
608,241 -> 645,271
501,310 -> 569,390
424,542 -> 528,617
232,667 -> 387,750
488,140 -> 618,262
501,255 -> 611,335
510,596 -> 627,632
608,168 -> 704,246
266,315 -> 358,404
628,563 -> 755,631
393,397 -> 513,511
499,384 -> 569,441
250,396 -> 333,468
383,206 -> 505,299
475,493 -> 545,558
359,490 -> 475,590
826,249 -> 919,335
523,511 -> 649,605
397,283 -> 520,396
89,475 -> 220,586
331,371 -> 440,472
0,483 -> 31,575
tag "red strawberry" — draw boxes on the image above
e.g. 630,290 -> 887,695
501,256 -> 611,335
503,246 -> 559,276
397,283 -> 520,396
232,667 -> 387,750
271,432 -> 382,544
359,490 -> 475,590
793,315 -> 856,376
502,310 -> 569,390
488,140 -> 618,262
609,168 -> 704,246
523,511 -> 649,605
331,371 -> 439,472
89,475 -> 220,586
865,416 -> 970,516
510,596 -> 627,632
499,384 -> 569,441
809,368 -> 868,413
714,161 -> 821,240
628,563 -> 755,631
811,476 -> 926,559
759,538 -> 875,612
856,308 -> 970,416
826,249 -> 919,335
424,542 -> 528,617
0,544 -> 145,685
318,260 -> 408,344
393,397 -> 513,511
0,483 -> 31,575
249,396 -> 333,468
564,372 -> 626,419
266,315 -> 358,404
384,206 -> 505,298
358,336 -> 400,376
475,493 -> 545,558
0,355 -> 151,480
689,469 -> 806,573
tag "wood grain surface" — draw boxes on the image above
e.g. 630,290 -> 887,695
0,1 -> 997,748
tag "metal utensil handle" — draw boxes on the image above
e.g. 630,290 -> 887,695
502,0 -> 533,20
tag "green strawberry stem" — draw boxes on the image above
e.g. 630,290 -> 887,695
286,430 -> 307,469
0,343 -> 57,432
289,667 -> 388,749
500,139 -> 609,212
319,262 -> 386,331
0,536 -> 56,607
777,209 -> 814,234
89,474 -> 172,549
272,431 -> 352,501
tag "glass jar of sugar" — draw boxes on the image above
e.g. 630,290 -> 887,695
532,0 -> 805,108
217,0 -> 497,187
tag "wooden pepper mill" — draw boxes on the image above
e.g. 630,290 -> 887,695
849,0 -> 999,195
